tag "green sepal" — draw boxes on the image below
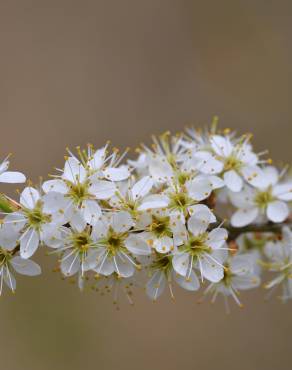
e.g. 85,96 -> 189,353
0,194 -> 13,213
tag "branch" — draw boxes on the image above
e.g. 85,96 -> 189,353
220,221 -> 292,241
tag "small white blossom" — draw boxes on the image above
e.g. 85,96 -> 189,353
90,211 -> 150,278
172,210 -> 228,284
264,226 -> 292,302
230,167 -> 292,227
203,253 -> 260,309
1,187 -> 62,259
146,252 -> 200,301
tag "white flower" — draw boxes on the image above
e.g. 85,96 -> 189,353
0,247 -> 41,295
0,156 -> 26,183
108,176 -> 154,216
203,253 -> 260,308
172,210 -> 228,284
53,225 -> 100,282
145,252 -> 200,301
1,187 -> 62,259
87,145 -> 131,180
139,208 -> 188,254
91,211 -> 151,278
168,174 -> 223,215
230,166 -> 292,227
264,226 -> 292,302
188,134 -> 263,192
42,157 -> 106,226
134,132 -> 185,184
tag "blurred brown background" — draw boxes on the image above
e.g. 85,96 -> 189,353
0,1 -> 291,370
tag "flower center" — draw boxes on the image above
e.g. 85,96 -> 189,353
24,202 -> 51,230
186,233 -> 211,256
70,231 -> 93,253
105,229 -> 127,256
169,192 -> 191,212
224,155 -> 242,171
151,253 -> 172,272
254,188 -> 274,209
67,181 -> 91,205
149,215 -> 171,238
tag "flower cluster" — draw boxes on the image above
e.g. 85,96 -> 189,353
1,123 -> 292,310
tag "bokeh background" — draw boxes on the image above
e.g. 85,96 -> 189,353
0,1 -> 291,370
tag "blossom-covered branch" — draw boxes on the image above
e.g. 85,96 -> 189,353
1,122 -> 292,310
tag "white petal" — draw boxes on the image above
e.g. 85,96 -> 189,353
89,180 -> 116,199
42,192 -> 70,224
20,228 -> 40,259
70,209 -> 87,232
146,271 -> 166,300
208,175 -> 225,189
112,211 -> 134,233
3,212 -> 26,232
153,236 -> 173,253
42,179 -> 68,194
61,251 -> 80,276
131,176 -> 153,200
232,275 -> 260,290
63,157 -> 86,183
200,255 -> 224,282
241,165 -> 263,188
42,225 -> 64,249
103,166 -> 130,181
138,195 -> 169,211
174,270 -> 200,291
0,160 -> 9,173
267,201 -> 289,223
210,135 -> 233,157
95,253 -> 115,276
192,151 -> 223,174
81,200 -> 101,225
125,234 -> 151,255
230,254 -> 255,276
171,218 -> 188,245
172,253 -> 189,276
228,185 -> 255,208
148,157 -> 173,182
188,204 -> 216,223
263,166 -> 279,186
207,228 -> 228,249
187,210 -> 210,236
20,187 -> 40,209
83,249 -> 99,271
272,183 -> 292,201
113,253 -> 135,277
230,208 -> 258,227
224,170 -> 243,192
0,171 -> 26,183
264,241 -> 286,262
87,147 -> 106,170
3,268 -> 16,291
186,177 -> 212,201
128,153 -> 147,169
0,225 -> 20,250
92,217 -> 109,239
11,256 -> 41,276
